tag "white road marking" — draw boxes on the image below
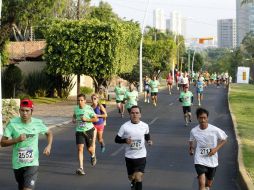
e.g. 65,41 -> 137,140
169,103 -> 174,106
149,117 -> 158,125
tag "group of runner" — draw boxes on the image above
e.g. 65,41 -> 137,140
1,72 -> 228,190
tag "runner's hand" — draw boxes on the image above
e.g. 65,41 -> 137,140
126,137 -> 132,144
147,140 -> 153,146
43,145 -> 51,156
208,148 -> 217,156
17,134 -> 26,143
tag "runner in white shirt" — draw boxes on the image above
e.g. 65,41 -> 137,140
115,106 -> 152,190
189,108 -> 227,190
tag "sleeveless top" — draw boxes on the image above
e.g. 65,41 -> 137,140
93,105 -> 104,125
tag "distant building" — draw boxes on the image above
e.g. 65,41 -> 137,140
170,11 -> 186,37
217,19 -> 237,48
166,19 -> 171,31
153,9 -> 166,32
236,0 -> 254,45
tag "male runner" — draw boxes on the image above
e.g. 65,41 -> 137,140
114,80 -> 126,117
179,85 -> 194,126
196,76 -> 205,106
149,75 -> 160,106
1,99 -> 53,190
124,83 -> 139,113
189,108 -> 227,190
115,105 -> 152,190
73,94 -> 98,175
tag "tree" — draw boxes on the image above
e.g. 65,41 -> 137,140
241,0 -> 254,5
44,19 -> 140,92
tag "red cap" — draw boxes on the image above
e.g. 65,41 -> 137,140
20,99 -> 34,109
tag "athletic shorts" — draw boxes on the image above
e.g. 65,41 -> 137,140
167,82 -> 173,85
116,100 -> 125,104
197,91 -> 203,95
125,157 -> 146,175
76,128 -> 95,147
94,124 -> 105,132
183,106 -> 191,114
14,166 -> 38,190
195,164 -> 217,180
144,89 -> 150,93
151,92 -> 158,96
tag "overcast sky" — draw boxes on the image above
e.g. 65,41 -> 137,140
91,0 -> 236,39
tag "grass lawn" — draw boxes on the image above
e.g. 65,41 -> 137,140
229,84 -> 254,182
31,97 -> 65,104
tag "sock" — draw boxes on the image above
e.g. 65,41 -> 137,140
135,182 -> 142,190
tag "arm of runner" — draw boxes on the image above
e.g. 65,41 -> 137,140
209,139 -> 227,156
43,130 -> 53,156
98,104 -> 108,119
72,113 -> 76,123
115,135 -> 132,144
145,134 -> 152,146
1,134 -> 26,147
189,140 -> 195,156
81,115 -> 98,123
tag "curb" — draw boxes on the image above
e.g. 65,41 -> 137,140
228,85 -> 254,190
48,120 -> 72,129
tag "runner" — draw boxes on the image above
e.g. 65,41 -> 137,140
124,83 -> 139,113
98,86 -> 107,108
149,75 -> 160,106
1,99 -> 53,190
73,94 -> 98,175
166,72 -> 173,95
114,80 -> 126,118
115,105 -> 153,190
196,76 -> 205,106
91,94 -> 108,153
143,76 -> 150,103
181,72 -> 189,90
179,85 -> 194,126
189,108 -> 227,190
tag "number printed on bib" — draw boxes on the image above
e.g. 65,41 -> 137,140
18,147 -> 34,163
200,147 -> 210,156
130,140 -> 142,150
79,121 -> 86,128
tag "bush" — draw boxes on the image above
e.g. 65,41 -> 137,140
2,99 -> 19,128
80,86 -> 94,95
61,76 -> 75,98
2,64 -> 23,98
23,71 -> 51,97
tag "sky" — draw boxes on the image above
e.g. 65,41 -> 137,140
91,0 -> 236,39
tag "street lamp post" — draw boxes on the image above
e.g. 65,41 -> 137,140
139,0 -> 150,93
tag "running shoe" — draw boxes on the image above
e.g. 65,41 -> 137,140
91,156 -> 97,166
147,99 -> 150,103
144,99 -> 147,103
101,145 -> 106,153
121,113 -> 124,118
76,168 -> 85,175
131,180 -> 136,190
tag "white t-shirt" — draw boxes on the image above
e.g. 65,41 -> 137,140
181,76 -> 189,85
117,120 -> 149,159
189,124 -> 228,167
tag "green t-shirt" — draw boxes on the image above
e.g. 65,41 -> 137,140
149,80 -> 160,93
114,86 -> 126,101
3,117 -> 48,169
124,90 -> 139,109
74,105 -> 96,132
179,91 -> 193,107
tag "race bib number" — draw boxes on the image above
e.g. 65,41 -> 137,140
79,122 -> 86,128
18,147 -> 34,163
183,96 -> 190,102
199,148 -> 210,156
130,140 -> 142,150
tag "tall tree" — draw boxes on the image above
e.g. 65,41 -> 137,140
241,0 -> 254,5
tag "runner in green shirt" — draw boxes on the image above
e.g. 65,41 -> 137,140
114,80 -> 126,118
179,85 -> 194,126
1,99 -> 53,190
149,75 -> 160,106
124,83 -> 139,113
72,94 -> 98,175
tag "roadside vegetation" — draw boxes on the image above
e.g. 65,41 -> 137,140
229,83 -> 254,181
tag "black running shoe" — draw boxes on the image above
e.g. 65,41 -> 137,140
91,156 -> 97,166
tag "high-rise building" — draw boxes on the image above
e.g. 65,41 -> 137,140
217,19 -> 237,48
236,0 -> 254,45
153,9 -> 166,32
170,11 -> 186,37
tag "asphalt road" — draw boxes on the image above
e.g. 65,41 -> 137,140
0,85 -> 240,190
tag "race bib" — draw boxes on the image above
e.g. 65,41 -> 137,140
183,96 -> 190,101
130,140 -> 142,150
199,147 -> 210,156
18,147 -> 34,163
79,121 -> 87,128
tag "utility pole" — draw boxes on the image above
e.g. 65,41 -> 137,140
76,0 -> 80,95
139,0 -> 150,93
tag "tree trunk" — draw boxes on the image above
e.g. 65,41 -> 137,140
77,74 -> 81,96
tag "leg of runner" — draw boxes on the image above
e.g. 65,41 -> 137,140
188,112 -> 192,123
77,144 -> 85,174
198,174 -> 207,190
184,113 -> 188,126
97,129 -> 105,153
198,93 -> 201,106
